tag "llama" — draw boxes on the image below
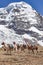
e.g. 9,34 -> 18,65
17,44 -> 21,50
27,44 -> 38,54
13,42 -> 17,51
1,42 -> 13,55
18,44 -> 27,52
32,45 -> 38,53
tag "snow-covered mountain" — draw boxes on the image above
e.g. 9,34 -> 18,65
0,1 -> 43,46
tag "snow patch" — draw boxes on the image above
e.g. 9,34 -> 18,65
29,26 -> 43,36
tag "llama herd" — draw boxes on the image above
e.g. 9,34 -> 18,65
1,42 -> 38,55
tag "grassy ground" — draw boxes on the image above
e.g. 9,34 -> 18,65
0,45 -> 43,65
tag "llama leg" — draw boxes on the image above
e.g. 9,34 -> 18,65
32,49 -> 34,54
37,50 -> 38,53
29,50 -> 31,54
10,49 -> 11,55
9,50 -> 11,55
7,50 -> 8,54
36,49 -> 38,54
16,47 -> 17,52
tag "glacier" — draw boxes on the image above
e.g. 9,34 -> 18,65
0,1 -> 43,46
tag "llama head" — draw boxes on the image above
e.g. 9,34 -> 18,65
13,42 -> 16,45
1,42 -> 5,45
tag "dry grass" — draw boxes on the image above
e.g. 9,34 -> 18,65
0,45 -> 43,65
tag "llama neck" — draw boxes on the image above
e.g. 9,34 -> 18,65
4,44 -> 8,47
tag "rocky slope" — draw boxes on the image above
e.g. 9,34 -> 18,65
0,1 -> 43,46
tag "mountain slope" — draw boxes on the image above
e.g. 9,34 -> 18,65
0,1 -> 43,46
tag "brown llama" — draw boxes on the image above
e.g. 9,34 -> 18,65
32,45 -> 38,53
27,44 -> 38,54
1,42 -> 13,55
19,44 -> 27,51
17,44 -> 21,50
